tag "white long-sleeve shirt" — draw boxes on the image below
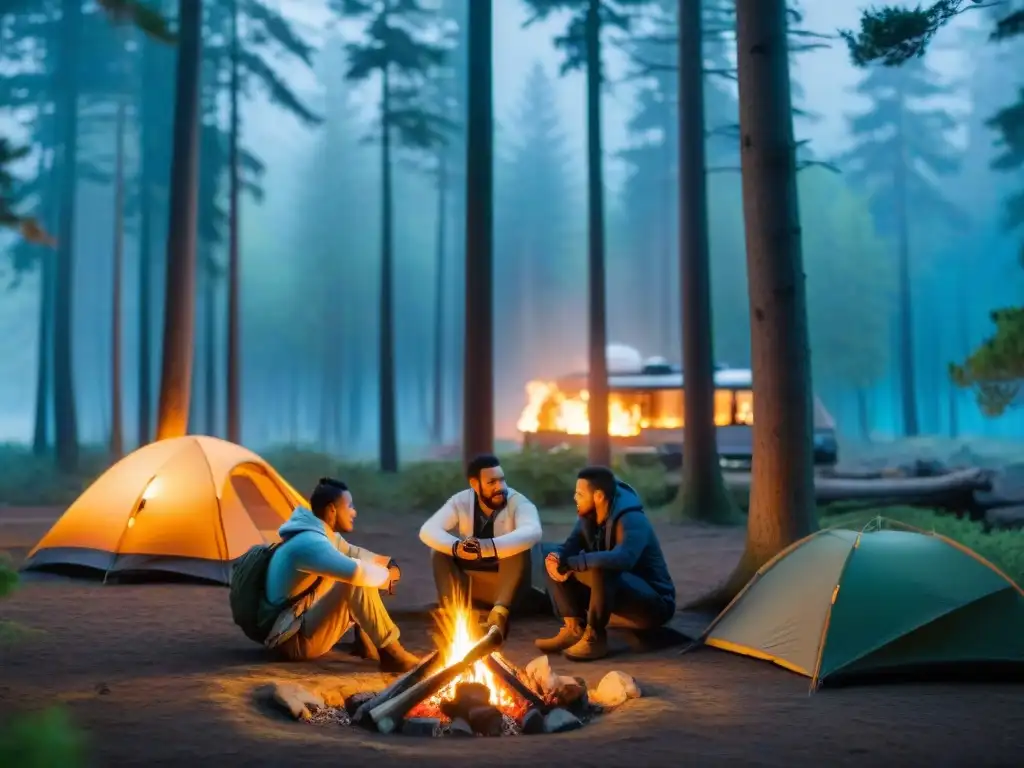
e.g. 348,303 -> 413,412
419,487 -> 542,560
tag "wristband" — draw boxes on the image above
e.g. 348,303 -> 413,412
451,541 -> 460,559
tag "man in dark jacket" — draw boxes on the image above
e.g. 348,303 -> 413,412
535,466 -> 676,661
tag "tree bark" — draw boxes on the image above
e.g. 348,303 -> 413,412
32,148 -> 57,456
432,149 -> 448,445
155,0 -> 202,441
226,0 -> 241,444
379,44 -> 398,472
674,0 -> 741,526
110,63 -> 127,461
689,0 -> 817,610
203,253 -> 217,435
584,0 -> 610,467
53,0 -> 81,472
462,0 -> 494,465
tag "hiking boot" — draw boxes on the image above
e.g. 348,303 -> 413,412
378,640 -> 421,674
346,627 -> 380,662
534,618 -> 584,653
564,626 -> 608,662
485,606 -> 510,641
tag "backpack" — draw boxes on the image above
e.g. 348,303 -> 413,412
229,542 -> 322,644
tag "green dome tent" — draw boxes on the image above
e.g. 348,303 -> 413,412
691,522 -> 1024,689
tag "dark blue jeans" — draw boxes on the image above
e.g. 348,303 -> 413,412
544,566 -> 672,631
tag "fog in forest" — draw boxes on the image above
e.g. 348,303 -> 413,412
1,0 -> 1021,461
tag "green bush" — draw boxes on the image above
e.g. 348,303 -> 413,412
0,443 -> 674,513
822,505 -> 1024,587
0,560 -> 84,767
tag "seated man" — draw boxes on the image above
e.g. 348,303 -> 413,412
419,454 -> 543,638
259,478 -> 421,671
536,466 -> 676,661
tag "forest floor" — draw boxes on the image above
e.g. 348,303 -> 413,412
2,506 -> 1023,767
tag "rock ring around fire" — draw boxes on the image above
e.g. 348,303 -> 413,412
266,660 -> 642,738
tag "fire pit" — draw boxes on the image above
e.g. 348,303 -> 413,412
279,603 -> 643,737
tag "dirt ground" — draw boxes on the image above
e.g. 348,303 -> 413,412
2,506 -> 1022,768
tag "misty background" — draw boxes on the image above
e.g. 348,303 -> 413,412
1,0 -> 1020,458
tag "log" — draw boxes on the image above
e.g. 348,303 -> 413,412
352,650 -> 442,726
482,653 -> 548,713
369,625 -> 503,735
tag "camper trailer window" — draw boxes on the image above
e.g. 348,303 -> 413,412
735,390 -> 754,425
648,389 -> 684,428
714,390 -> 734,426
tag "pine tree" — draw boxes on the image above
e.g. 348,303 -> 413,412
842,57 -> 962,436
332,0 -> 450,472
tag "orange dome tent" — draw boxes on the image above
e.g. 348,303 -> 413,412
21,436 -> 306,584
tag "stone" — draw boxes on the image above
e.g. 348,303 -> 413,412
524,656 -> 559,696
543,707 -> 582,734
467,705 -> 504,737
448,717 -> 474,737
271,682 -> 325,721
590,671 -> 641,710
401,717 -> 441,737
554,676 -> 588,715
519,708 -> 545,735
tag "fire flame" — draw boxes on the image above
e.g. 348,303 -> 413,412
412,600 -> 519,717
515,380 -> 644,437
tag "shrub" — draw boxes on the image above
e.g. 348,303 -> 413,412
0,560 -> 84,767
0,443 -> 674,513
822,505 -> 1024,587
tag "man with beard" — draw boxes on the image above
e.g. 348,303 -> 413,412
535,466 -> 675,661
419,454 -> 543,638
255,478 -> 421,670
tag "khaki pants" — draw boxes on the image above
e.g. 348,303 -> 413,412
277,580 -> 399,661
431,549 -> 539,613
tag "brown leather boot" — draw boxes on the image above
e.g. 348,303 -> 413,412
378,640 -> 421,673
485,606 -> 510,641
563,626 -> 608,662
534,618 -> 584,653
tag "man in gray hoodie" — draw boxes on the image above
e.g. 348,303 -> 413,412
262,478 -> 420,671
535,466 -> 676,661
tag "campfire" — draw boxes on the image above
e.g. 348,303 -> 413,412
276,600 -> 643,737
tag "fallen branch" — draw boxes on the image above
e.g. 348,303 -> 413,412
482,654 -> 548,713
352,650 -> 441,726
369,625 -> 503,735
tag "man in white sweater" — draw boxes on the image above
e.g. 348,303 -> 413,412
419,454 -> 543,638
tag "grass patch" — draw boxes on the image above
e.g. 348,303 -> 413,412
0,443 -> 675,514
821,505 -> 1024,587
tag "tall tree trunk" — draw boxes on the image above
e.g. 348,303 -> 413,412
226,0 -> 242,444
583,0 -> 610,466
110,69 -> 128,461
893,84 -> 918,437
155,0 -> 202,441
432,150 -> 448,445
33,149 -> 57,456
53,0 -> 81,472
379,58 -> 399,472
462,0 -> 495,465
674,0 -> 741,526
661,117 -> 674,355
137,89 -> 154,447
203,258 -> 217,435
691,0 -> 818,610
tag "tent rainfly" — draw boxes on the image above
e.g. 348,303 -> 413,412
690,524 -> 1024,689
21,436 -> 305,585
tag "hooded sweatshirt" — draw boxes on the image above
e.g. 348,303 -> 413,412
556,481 -> 676,612
265,507 -> 391,606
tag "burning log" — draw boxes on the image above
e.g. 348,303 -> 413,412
352,650 -> 442,726
369,625 -> 504,735
482,654 -> 548,713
